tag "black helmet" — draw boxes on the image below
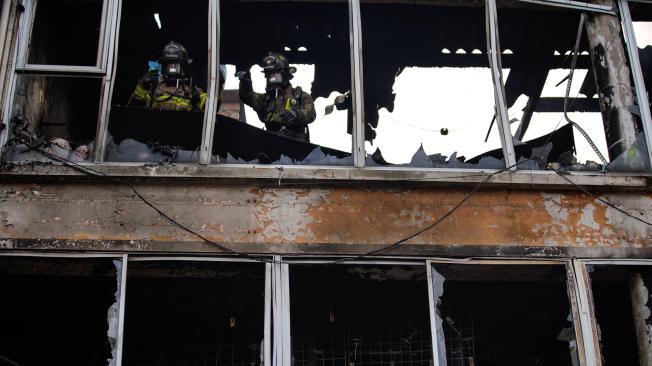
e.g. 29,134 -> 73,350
261,52 -> 296,88
159,42 -> 190,64
159,41 -> 191,79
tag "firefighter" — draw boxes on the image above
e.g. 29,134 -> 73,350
130,42 -> 226,111
237,52 -> 316,142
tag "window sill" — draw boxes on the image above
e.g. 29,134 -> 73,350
1,161 -> 650,189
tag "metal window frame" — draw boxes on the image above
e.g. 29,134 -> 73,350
618,0 -> 652,170
0,252 -> 272,366
576,258 -> 652,365
426,258 -> 602,366
93,0 -> 215,163
349,0 -> 365,168
199,0 -> 220,165
516,0 -> 616,15
486,0 -> 518,169
566,259 -> 601,366
0,252 -> 129,366
15,0 -> 113,74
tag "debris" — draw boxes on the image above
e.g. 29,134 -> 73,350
607,133 -> 651,172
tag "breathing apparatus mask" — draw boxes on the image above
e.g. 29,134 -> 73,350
261,53 -> 296,90
159,42 -> 191,81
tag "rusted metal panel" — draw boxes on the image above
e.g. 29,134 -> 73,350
1,181 -> 651,256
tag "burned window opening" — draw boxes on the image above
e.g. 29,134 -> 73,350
105,0 -> 209,163
4,76 -> 101,162
589,265 -> 650,366
492,4 -> 650,172
290,265 -> 433,366
0,257 -> 118,366
218,0 -> 354,165
122,261 -> 266,366
360,2 -> 506,168
25,0 -> 104,66
432,264 -> 578,366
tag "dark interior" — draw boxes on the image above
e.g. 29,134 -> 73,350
290,265 -> 433,366
0,257 -> 117,366
590,266 -> 644,366
28,0 -> 103,66
122,261 -> 265,366
435,264 -> 575,366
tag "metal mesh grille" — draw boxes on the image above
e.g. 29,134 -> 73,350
292,323 -> 432,366
128,342 -> 262,366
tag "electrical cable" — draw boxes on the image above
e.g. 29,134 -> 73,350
22,145 -> 275,264
332,159 -> 532,264
563,13 -> 609,165
552,168 -> 652,226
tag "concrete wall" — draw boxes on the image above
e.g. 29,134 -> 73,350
1,174 -> 650,257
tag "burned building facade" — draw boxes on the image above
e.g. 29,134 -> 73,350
1,0 -> 652,365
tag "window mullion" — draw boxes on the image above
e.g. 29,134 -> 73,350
426,260 -> 443,366
199,0 -> 219,165
566,260 -> 602,366
486,0 -> 517,169
94,0 -> 122,163
349,0 -> 365,168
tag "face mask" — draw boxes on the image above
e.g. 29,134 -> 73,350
165,63 -> 182,78
266,72 -> 284,87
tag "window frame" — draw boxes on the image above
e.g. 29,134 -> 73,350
4,252 -> 647,366
15,0 -> 114,73
1,0 -> 652,175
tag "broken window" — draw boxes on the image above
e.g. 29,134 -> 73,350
218,0 -> 353,165
497,3 -> 650,172
4,75 -> 102,162
122,261 -> 266,365
105,0 -> 209,163
589,265 -> 650,365
22,0 -> 105,67
0,256 -> 119,366
289,264 -> 433,365
360,1 -> 505,168
431,264 -> 579,366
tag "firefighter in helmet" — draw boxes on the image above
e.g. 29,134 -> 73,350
237,52 -> 316,142
130,42 -> 225,111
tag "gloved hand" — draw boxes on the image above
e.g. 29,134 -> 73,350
236,71 -> 251,81
280,109 -> 298,124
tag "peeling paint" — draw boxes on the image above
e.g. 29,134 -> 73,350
254,188 -> 329,242
603,195 -> 652,241
579,204 -> 600,231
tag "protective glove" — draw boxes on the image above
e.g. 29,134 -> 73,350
280,109 -> 298,124
236,71 -> 251,81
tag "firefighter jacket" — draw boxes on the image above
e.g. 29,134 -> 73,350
239,79 -> 316,142
132,78 -> 207,111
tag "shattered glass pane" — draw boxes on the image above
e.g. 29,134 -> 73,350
26,0 -> 104,66
105,0 -> 209,163
361,2 -> 505,169
498,3 -> 651,172
218,0 -> 353,165
5,75 -> 101,162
